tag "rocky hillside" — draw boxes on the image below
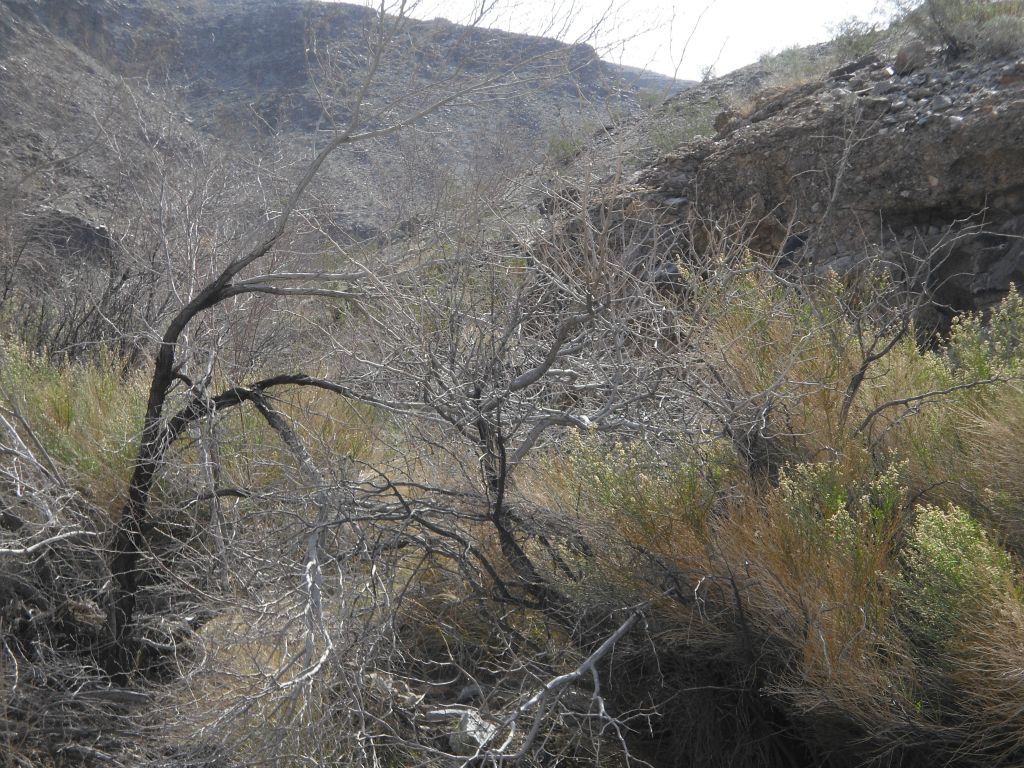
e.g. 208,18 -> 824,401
0,0 -> 682,243
560,43 -> 1024,337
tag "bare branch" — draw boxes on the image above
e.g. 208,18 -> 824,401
0,530 -> 101,557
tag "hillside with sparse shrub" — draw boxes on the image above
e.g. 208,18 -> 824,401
2,1 -> 1024,767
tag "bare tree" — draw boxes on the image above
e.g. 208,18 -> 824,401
0,8 -> 679,768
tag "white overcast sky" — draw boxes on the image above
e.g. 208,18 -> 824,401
405,0 -> 888,80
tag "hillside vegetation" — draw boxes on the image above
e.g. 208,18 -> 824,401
2,1 -> 1024,767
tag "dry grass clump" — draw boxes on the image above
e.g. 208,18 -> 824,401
0,412 -> 146,764
756,46 -> 838,91
948,593 -> 1024,761
0,338 -> 148,512
158,260 -> 1024,767
535,265 -> 1024,765
555,440 -> 1024,764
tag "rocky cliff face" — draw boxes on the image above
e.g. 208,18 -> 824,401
540,45 -> 1019,335
0,0 -> 675,243
614,48 -> 1024,333
1,0 -> 625,133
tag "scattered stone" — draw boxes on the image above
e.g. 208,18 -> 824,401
932,94 -> 953,110
455,683 -> 485,704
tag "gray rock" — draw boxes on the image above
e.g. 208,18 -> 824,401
455,683 -> 485,704
998,60 -> 1024,85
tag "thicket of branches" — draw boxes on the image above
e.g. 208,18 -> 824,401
3,2 -> 1024,767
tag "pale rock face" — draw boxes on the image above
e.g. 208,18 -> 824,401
422,706 -> 501,755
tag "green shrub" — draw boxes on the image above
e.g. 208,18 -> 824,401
893,0 -> 1024,57
975,12 -> 1024,56
944,288 -> 1024,380
895,503 -> 1013,653
565,435 -> 723,548
636,89 -> 664,110
647,98 -> 722,152
830,17 -> 890,60
758,45 -> 834,88
547,132 -> 585,165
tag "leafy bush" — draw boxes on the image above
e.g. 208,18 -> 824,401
547,132 -> 585,165
975,12 -> 1024,56
756,45 -> 835,89
830,17 -> 890,60
636,88 -> 665,110
529,252 -> 1024,763
647,98 -> 722,152
565,436 -> 721,544
892,0 -> 1024,57
895,503 -> 1013,653
944,287 -> 1024,379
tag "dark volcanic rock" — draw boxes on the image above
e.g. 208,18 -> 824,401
616,48 -> 1024,331
27,209 -> 119,268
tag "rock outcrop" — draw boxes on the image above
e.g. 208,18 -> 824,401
603,48 -> 1024,333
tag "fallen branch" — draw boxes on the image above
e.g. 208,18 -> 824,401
0,530 -> 100,557
499,606 -> 644,762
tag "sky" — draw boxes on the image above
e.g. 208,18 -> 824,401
406,0 -> 888,80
